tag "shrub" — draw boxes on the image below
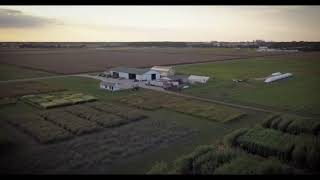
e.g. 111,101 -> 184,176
223,128 -> 248,147
286,118 -> 320,135
292,134 -> 320,170
277,118 -> 294,132
214,155 -> 298,174
171,145 -> 215,174
170,145 -> 238,174
261,114 -> 281,128
236,127 -> 295,161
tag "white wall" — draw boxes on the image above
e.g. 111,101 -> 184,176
136,70 -> 160,81
119,72 -> 129,79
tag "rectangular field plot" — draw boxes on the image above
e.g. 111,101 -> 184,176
6,113 -> 72,144
39,110 -> 101,135
117,91 -> 246,122
230,126 -> 320,171
22,91 -> 96,109
262,114 -> 320,135
0,81 -> 64,98
162,99 -> 246,122
65,104 -> 136,128
235,127 -> 296,161
88,102 -> 148,121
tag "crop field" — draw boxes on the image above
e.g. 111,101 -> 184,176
3,100 -> 150,145
1,108 -> 198,173
6,113 -> 72,144
117,90 -> 246,122
175,52 -> 320,115
0,76 -> 269,174
150,124 -> 320,174
0,63 -> 54,81
0,48 -> 284,74
148,145 -> 298,174
22,91 -> 96,109
0,81 -> 65,98
88,102 -> 148,121
262,114 -> 320,135
227,126 -> 320,171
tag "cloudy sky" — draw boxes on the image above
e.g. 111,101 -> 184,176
0,6 -> 319,42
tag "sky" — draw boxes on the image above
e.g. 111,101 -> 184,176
0,6 -> 319,42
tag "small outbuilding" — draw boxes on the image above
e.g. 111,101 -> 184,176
188,75 -> 210,84
151,66 -> 175,77
100,81 -> 120,92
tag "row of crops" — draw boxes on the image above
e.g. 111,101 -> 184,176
262,114 -> 320,135
7,113 -> 73,144
88,102 -> 147,122
22,91 -> 97,109
228,127 -> 320,171
149,114 -> 320,174
6,102 -> 148,144
148,145 -> 298,174
65,104 -> 146,128
118,91 -> 246,123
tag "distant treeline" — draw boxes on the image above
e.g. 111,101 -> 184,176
1,41 -> 320,51
264,42 -> 320,51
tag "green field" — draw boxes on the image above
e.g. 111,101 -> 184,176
175,52 -> 320,115
1,50 -> 319,174
0,64 -> 54,81
0,76 -> 269,174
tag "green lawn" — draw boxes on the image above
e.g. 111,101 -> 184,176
0,64 -> 54,81
175,52 -> 320,115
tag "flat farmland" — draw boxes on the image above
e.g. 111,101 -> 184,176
0,48 -> 285,74
175,52 -> 320,116
0,76 -> 269,174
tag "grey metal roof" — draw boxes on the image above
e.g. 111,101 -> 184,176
109,67 -> 151,75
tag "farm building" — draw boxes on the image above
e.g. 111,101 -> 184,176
100,81 -> 120,91
188,75 -> 210,84
109,67 -> 160,81
151,66 -> 175,77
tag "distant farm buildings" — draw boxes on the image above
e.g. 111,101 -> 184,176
109,67 -> 160,81
151,66 -> 175,77
257,46 -> 299,53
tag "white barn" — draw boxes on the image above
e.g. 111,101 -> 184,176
109,67 -> 160,81
100,81 -> 120,92
188,75 -> 210,84
151,66 -> 175,77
